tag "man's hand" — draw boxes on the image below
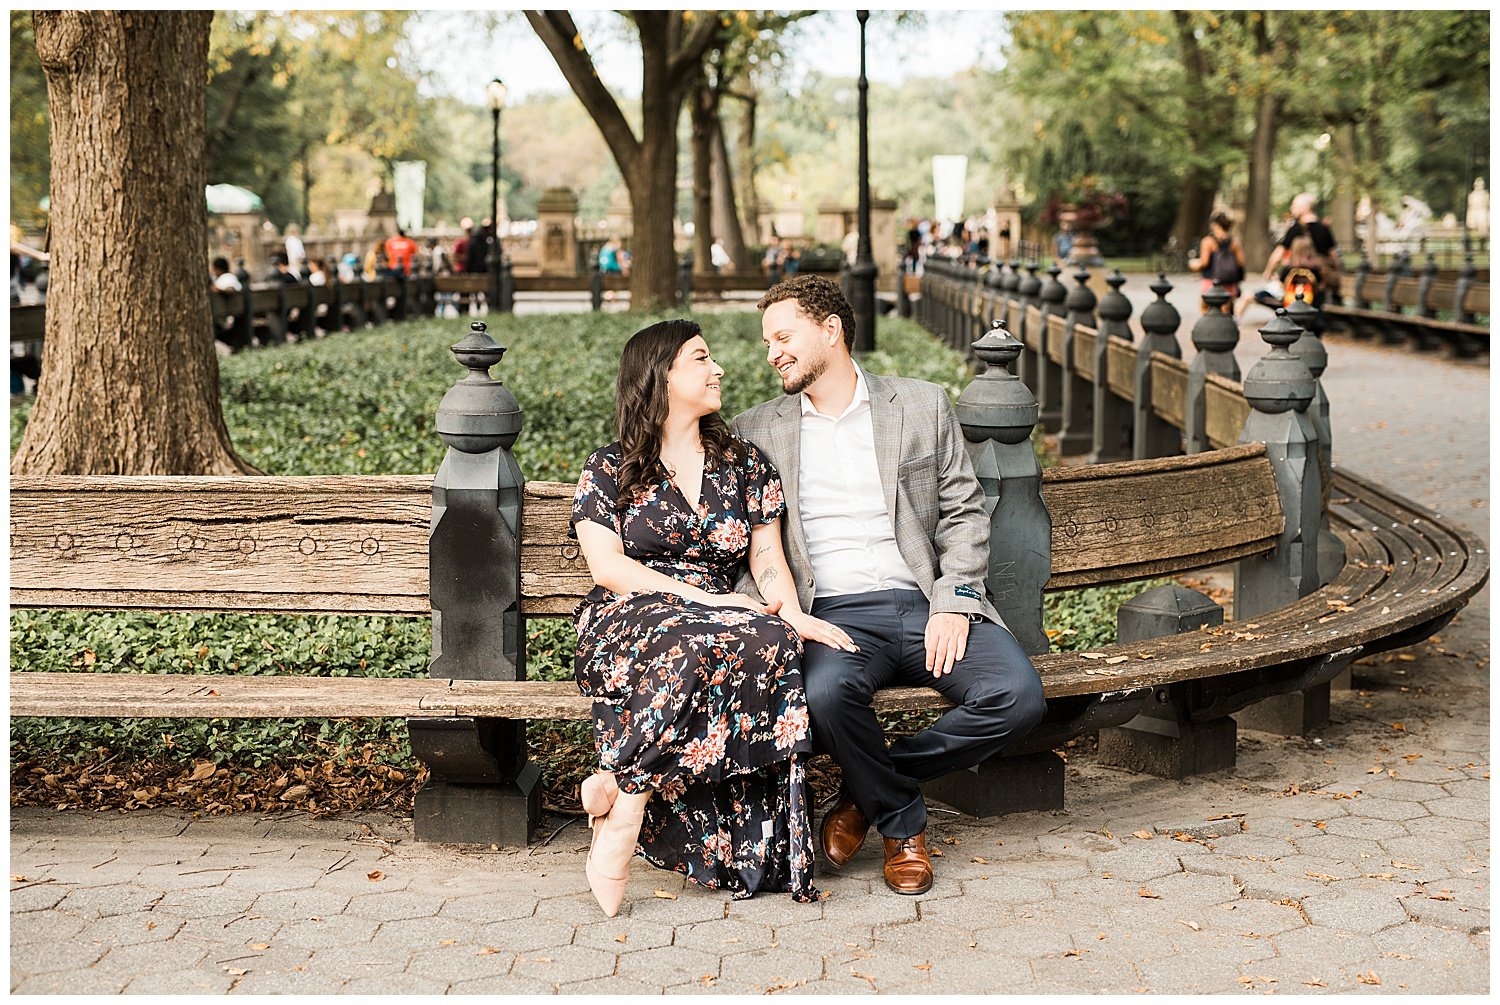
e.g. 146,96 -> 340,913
783,611 -> 859,653
924,612 -> 970,677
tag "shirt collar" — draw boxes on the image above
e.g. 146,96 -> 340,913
799,363 -> 869,420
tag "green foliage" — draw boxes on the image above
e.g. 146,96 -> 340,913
10,311 -> 980,769
9,13 -> 49,228
1044,579 -> 1170,653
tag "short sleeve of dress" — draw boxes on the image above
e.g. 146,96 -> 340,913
739,439 -> 786,526
569,445 -> 623,539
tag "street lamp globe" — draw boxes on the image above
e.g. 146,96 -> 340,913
487,78 -> 509,111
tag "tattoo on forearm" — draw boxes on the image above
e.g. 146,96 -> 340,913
758,567 -> 778,590
755,544 -> 772,558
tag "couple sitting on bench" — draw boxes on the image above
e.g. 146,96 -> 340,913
568,274 -> 1047,917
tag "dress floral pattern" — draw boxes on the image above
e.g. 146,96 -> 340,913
571,438 -> 817,902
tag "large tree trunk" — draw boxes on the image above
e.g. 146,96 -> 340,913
631,26 -> 685,310
735,90 -> 760,244
15,11 -> 255,476
1169,164 -> 1221,250
1329,123 -> 1359,256
1243,91 -> 1280,271
710,112 -> 748,268
689,77 -> 716,275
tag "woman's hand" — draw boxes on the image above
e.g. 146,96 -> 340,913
707,592 -> 782,615
783,611 -> 860,653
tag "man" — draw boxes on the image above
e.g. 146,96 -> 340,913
733,274 -> 1047,895
1263,193 -> 1340,280
384,227 -> 418,277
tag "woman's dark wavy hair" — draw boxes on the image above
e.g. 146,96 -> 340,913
614,319 -> 741,512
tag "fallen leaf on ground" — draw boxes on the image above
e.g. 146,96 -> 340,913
1133,830 -> 1153,840
1356,971 -> 1380,985
1138,887 -> 1161,899
1303,979 -> 1327,987
367,870 -> 384,882
614,933 -> 628,944
250,943 -> 270,951
1079,652 -> 1108,660
477,947 -> 502,955
653,890 -> 678,900
1104,656 -> 1130,665
913,962 -> 932,971
189,761 -> 216,782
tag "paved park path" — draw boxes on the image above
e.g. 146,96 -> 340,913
10,279 -> 1489,994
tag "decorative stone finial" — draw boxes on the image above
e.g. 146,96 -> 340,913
958,319 -> 1038,446
1065,269 -> 1096,315
1191,285 -> 1239,354
1139,273 -> 1180,339
1242,309 -> 1315,414
1285,294 -> 1326,378
436,320 -> 522,453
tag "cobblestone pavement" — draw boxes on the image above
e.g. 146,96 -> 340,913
9,291 -> 1489,994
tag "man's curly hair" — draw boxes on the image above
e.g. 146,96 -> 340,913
756,273 -> 856,351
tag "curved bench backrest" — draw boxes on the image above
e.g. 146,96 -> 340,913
9,443 -> 1284,617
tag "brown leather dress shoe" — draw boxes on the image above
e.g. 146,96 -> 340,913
882,831 -> 934,895
819,792 -> 869,869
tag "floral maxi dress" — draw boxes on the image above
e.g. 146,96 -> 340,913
570,439 -> 817,902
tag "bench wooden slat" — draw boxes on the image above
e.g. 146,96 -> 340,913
11,447 -> 1285,612
1106,337 -> 1135,399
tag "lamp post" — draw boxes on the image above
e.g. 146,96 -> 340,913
850,10 -> 877,353
486,78 -> 513,313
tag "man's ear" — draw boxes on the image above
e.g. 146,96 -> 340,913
824,314 -> 843,347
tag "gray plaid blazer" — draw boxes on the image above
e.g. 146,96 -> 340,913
732,370 -> 1005,628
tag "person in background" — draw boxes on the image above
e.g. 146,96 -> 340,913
267,252 -> 298,284
1053,220 -> 1074,265
453,217 -> 473,274
305,257 -> 328,286
1188,213 -> 1246,315
781,239 -> 800,275
337,253 -> 359,285
710,239 -> 733,271
384,228 -> 418,277
283,224 -> 306,278
211,256 -> 242,292
599,237 -> 623,274
1263,193 -> 1341,282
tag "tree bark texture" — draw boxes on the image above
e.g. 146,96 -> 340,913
1243,91 -> 1280,270
1169,164 -> 1222,251
735,90 -> 760,243
690,77 -> 716,275
710,110 -> 748,267
16,11 -> 254,476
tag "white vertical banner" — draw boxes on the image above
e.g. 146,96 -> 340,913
393,160 -> 426,231
932,155 -> 968,224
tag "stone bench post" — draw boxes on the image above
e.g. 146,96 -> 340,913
1058,268 -> 1096,454
1089,269 -> 1134,463
414,321 -> 540,846
1132,274 -> 1183,460
923,320 -> 1060,816
1235,308 -> 1322,612
1035,265 -> 1067,433
1183,283 -> 1240,455
1285,294 -> 1344,589
1097,585 -> 1236,778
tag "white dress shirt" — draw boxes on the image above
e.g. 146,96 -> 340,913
798,365 -> 920,598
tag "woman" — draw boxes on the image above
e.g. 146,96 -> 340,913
570,319 -> 854,917
1189,213 -> 1246,315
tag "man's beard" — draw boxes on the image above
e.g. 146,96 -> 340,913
780,355 -> 827,396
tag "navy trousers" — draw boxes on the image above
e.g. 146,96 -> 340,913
804,589 -> 1047,839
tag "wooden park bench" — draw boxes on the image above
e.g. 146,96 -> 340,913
10,313 -> 1488,849
1322,257 -> 1489,358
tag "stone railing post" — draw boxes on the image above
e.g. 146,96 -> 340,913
1234,306 -> 1329,736
679,254 -> 694,308
414,320 -> 539,846
1132,274 -> 1183,460
1035,265 -> 1068,432
1058,268 -> 1096,454
1183,283 -> 1241,454
1234,308 -> 1321,617
589,259 -> 604,312
1454,254 -> 1478,325
1351,256 -> 1373,313
956,321 -> 1049,656
1015,261 -> 1042,389
923,319 -> 1060,818
1089,269 -> 1134,463
1285,293 -> 1343,587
